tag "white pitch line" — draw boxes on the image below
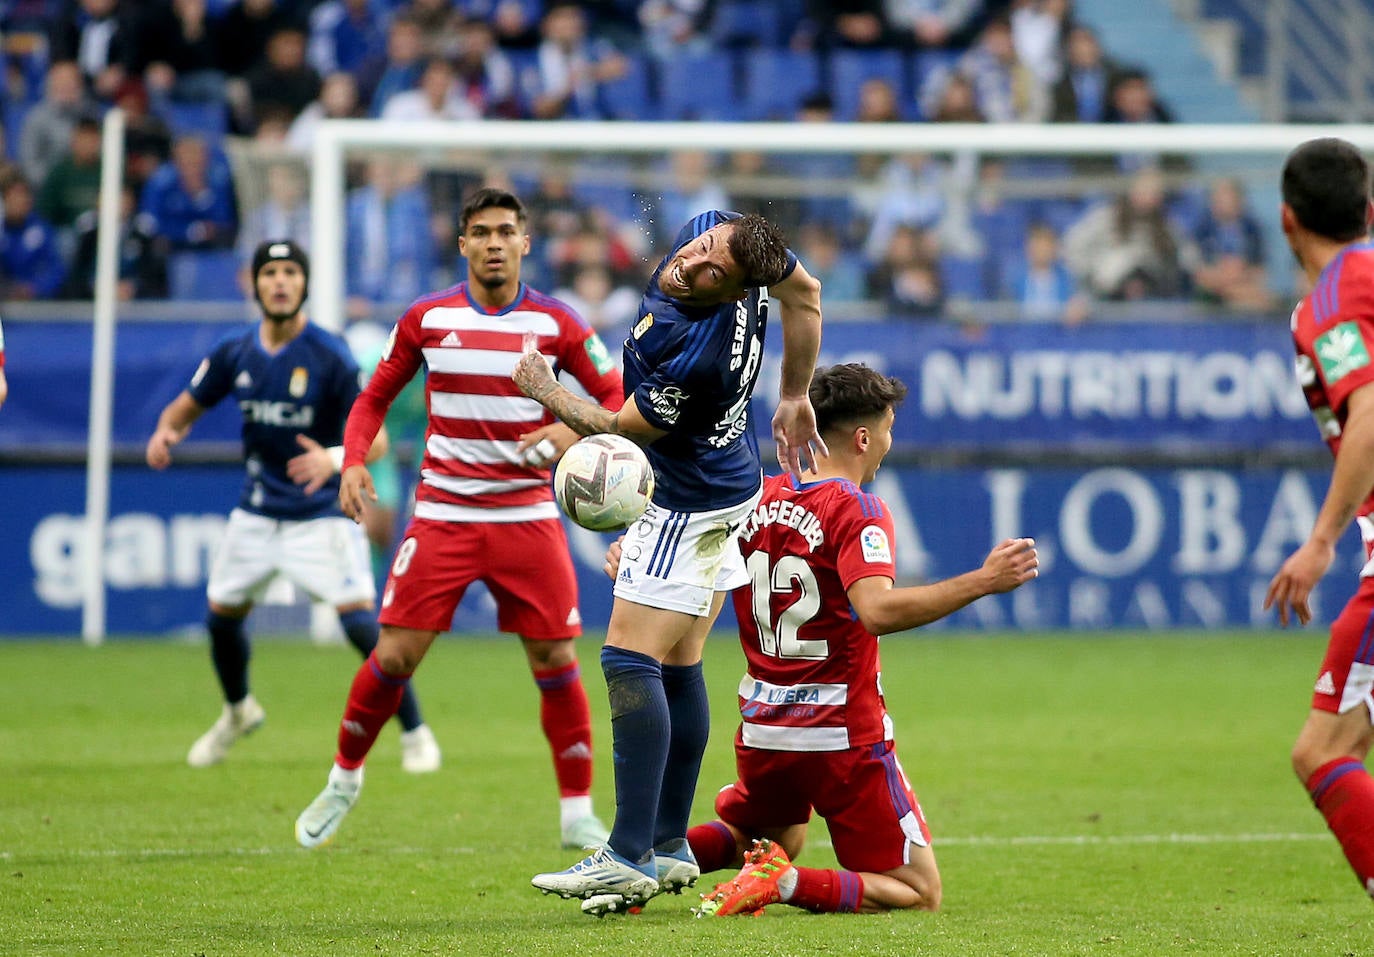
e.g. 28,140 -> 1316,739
0,833 -> 1329,863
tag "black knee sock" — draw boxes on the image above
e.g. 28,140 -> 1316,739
206,611 -> 250,704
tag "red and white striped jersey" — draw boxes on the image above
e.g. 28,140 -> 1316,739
345,281 -> 623,522
730,473 -> 898,751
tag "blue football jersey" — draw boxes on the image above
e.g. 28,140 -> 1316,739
624,210 -> 798,511
188,322 -> 362,519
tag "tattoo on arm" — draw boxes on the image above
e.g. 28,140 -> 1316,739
535,382 -> 618,437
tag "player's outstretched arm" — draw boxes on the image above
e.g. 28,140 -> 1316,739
849,538 -> 1039,635
338,464 -> 378,523
512,338 -> 666,444
146,391 -> 204,470
1266,383 -> 1374,626
769,260 -> 827,474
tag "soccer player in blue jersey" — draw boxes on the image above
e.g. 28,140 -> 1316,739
514,210 -> 826,914
145,240 -> 441,773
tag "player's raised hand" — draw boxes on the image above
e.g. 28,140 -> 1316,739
982,538 -> 1039,593
1264,539 -> 1334,627
145,422 -> 188,470
287,434 -> 337,495
771,396 -> 828,477
338,464 -> 377,523
512,332 -> 556,401
518,421 -> 577,467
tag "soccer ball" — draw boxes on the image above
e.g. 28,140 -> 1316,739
553,434 -> 654,532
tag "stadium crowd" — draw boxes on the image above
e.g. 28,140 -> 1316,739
0,0 -> 1274,322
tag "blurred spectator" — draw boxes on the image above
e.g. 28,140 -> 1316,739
249,104 -> 294,144
358,15 -> 425,116
1050,23 -> 1118,122
36,114 -> 102,231
1190,177 -> 1271,310
0,173 -> 68,300
858,152 -> 947,264
380,56 -> 480,121
452,16 -> 518,117
548,215 -> 640,288
928,72 -> 984,121
405,0 -> 460,50
1003,222 -> 1088,323
218,0 -> 301,78
20,61 -> 96,188
287,71 -> 362,152
308,0 -> 388,77
1104,67 -> 1171,123
795,223 -> 866,306
650,149 -> 729,247
143,0 -> 227,105
1062,166 -> 1194,301
49,0 -> 142,103
1009,0 -> 1068,86
242,27 -> 322,131
116,77 -> 174,191
922,14 -> 1047,123
870,224 -> 943,318
477,0 -> 542,49
527,2 -> 629,120
854,77 -> 903,178
139,134 -> 238,251
784,91 -> 856,231
638,0 -> 713,61
344,157 -> 435,304
803,0 -> 890,49
884,0 -> 982,49
237,161 -> 311,259
553,264 -> 638,338
66,180 -> 169,299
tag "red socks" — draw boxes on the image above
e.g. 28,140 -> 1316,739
534,662 -> 594,797
335,653 -> 409,770
1306,758 -> 1374,896
687,820 -> 739,874
789,866 -> 864,913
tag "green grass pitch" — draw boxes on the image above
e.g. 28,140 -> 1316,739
2,631 -> 1369,955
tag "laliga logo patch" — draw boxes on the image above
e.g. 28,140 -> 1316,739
289,367 -> 308,398
860,525 -> 891,564
633,313 -> 654,339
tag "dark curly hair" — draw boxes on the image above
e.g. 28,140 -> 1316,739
725,213 -> 792,287
809,363 -> 908,435
1282,138 -> 1371,242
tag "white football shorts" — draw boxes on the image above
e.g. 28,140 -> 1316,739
207,508 -> 375,608
613,491 -> 760,617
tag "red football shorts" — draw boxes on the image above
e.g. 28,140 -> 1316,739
379,517 -> 581,638
714,732 -> 931,874
1313,573 -> 1374,717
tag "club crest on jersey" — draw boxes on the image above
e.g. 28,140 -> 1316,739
1314,322 -> 1371,384
289,367 -> 308,397
860,525 -> 891,564
633,313 -> 654,339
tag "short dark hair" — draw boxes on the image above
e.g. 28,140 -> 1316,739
1282,137 -> 1371,242
725,214 -> 791,287
460,187 -> 527,232
809,363 -> 908,436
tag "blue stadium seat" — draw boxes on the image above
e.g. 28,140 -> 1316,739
828,49 -> 912,121
741,49 -> 822,121
940,252 -> 992,301
597,53 -> 654,120
169,250 -> 242,301
657,52 -> 740,121
710,0 -> 786,48
159,101 -> 229,144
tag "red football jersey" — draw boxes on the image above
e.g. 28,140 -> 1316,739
1292,243 -> 1374,518
730,472 -> 899,751
345,282 -> 623,522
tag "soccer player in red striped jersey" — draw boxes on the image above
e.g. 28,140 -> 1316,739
1266,137 -> 1374,901
295,188 -> 624,850
685,363 -> 1038,915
